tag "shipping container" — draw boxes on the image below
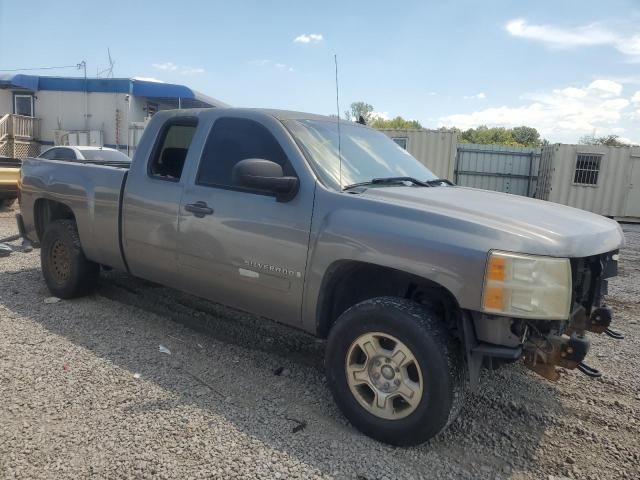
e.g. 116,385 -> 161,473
536,143 -> 640,220
379,129 -> 458,180
454,143 -> 540,196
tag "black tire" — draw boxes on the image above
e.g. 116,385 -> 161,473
40,220 -> 99,298
325,296 -> 467,446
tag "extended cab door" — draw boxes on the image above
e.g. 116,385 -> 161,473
122,116 -> 199,287
176,114 -> 315,326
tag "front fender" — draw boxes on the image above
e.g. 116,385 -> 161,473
300,188 -> 489,334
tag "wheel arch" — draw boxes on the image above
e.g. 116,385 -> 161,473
33,198 -> 77,242
315,260 -> 462,338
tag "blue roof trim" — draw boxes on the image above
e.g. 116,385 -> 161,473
0,74 -> 40,91
39,77 -> 133,94
0,74 -> 199,100
131,79 -> 195,99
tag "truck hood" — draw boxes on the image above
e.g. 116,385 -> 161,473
359,185 -> 625,258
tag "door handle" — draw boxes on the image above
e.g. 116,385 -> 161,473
185,201 -> 214,218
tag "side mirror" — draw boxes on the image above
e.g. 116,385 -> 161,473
232,158 -> 299,202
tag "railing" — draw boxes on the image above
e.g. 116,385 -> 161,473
0,114 -> 9,141
0,114 -> 40,141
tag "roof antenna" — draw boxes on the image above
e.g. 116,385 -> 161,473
334,54 -> 343,189
97,48 -> 115,78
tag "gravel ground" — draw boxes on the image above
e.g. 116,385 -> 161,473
1,204 -> 639,480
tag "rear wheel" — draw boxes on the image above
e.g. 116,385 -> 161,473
325,296 -> 467,446
41,220 -> 99,298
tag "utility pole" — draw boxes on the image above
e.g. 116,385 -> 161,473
78,60 -> 88,131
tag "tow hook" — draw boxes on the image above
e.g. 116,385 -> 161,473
577,362 -> 602,378
587,306 -> 624,339
604,328 -> 625,340
588,306 -> 613,334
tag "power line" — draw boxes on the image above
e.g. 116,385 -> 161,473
0,64 -> 81,73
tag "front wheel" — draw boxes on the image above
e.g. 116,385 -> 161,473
325,297 -> 467,446
41,220 -> 99,298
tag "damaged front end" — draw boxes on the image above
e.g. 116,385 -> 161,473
462,250 -> 622,385
521,251 -> 621,381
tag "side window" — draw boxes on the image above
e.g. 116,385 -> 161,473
149,120 -> 197,181
197,117 -> 293,190
40,148 -> 57,159
392,137 -> 408,150
41,148 -> 75,160
14,94 -> 34,117
56,148 -> 77,161
573,153 -> 602,186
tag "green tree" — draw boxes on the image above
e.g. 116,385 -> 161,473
344,102 -> 374,123
512,126 -> 541,146
459,125 -> 544,147
370,116 -> 423,129
578,134 -> 628,147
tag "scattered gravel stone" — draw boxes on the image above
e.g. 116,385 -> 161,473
43,296 -> 61,304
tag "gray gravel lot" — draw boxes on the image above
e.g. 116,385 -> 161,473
1,204 -> 639,479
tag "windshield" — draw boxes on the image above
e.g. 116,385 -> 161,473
284,119 -> 437,190
80,149 -> 130,162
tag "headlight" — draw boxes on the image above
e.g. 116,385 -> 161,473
482,251 -> 571,320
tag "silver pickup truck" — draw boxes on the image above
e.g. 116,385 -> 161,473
17,108 -> 625,446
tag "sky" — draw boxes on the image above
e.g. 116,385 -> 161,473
1,0 -> 639,143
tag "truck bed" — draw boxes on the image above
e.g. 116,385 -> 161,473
20,157 -> 129,270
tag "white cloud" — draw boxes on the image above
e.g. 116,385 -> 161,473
588,79 -> 623,97
152,62 -> 178,71
505,18 -> 640,58
371,111 -> 390,120
152,62 -> 204,75
294,33 -> 323,44
464,92 -> 486,100
249,59 -> 294,72
180,67 -> 205,75
440,79 -> 636,143
618,136 -> 640,145
132,76 -> 165,83
631,91 -> 640,103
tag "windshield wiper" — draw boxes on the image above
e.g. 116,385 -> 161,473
426,178 -> 454,186
343,176 -> 430,191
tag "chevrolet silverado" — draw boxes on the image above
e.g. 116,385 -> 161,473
17,108 -> 625,445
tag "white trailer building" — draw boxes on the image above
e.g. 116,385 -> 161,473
0,74 -> 227,159
536,143 -> 640,221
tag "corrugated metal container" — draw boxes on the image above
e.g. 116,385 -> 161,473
535,143 -> 640,219
455,143 -> 540,196
379,129 -> 458,180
